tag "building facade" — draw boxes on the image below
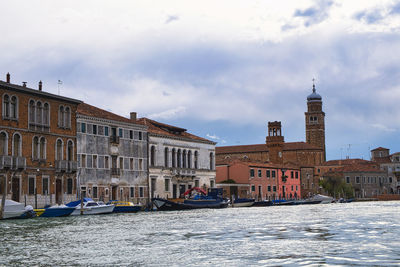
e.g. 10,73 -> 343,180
76,103 -> 149,204
216,159 -> 301,200
371,147 -> 400,194
0,73 -> 81,208
137,118 -> 216,199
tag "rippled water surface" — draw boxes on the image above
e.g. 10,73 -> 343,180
1,201 -> 400,266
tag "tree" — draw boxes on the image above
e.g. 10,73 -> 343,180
319,174 -> 354,199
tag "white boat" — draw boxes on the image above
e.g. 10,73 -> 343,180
232,198 -> 255,207
0,199 -> 30,219
308,194 -> 333,204
70,200 -> 115,216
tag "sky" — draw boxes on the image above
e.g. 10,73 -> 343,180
1,0 -> 400,160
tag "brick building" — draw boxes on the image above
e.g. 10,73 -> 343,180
76,103 -> 149,204
216,84 -> 326,198
216,159 -> 301,200
0,73 -> 81,207
370,147 -> 400,194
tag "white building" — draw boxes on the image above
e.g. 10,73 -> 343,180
76,103 -> 149,204
137,118 -> 216,199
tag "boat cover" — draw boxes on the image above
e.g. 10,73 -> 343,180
65,198 -> 94,207
183,187 -> 207,196
0,199 -> 25,213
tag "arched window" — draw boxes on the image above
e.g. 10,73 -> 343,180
188,150 -> 192,169
210,152 -> 214,170
59,106 -> 64,127
3,94 -> 10,118
194,151 -> 198,169
56,139 -> 63,160
43,103 -> 49,126
29,100 -> 35,123
177,149 -> 182,168
36,101 -> 42,125
0,132 -> 8,155
32,136 -> 39,159
40,137 -> 46,159
12,133 -> 22,157
164,147 -> 169,167
67,140 -> 74,161
150,146 -> 156,166
10,96 -> 17,119
183,150 -> 187,168
65,106 -> 71,128
172,148 -> 176,167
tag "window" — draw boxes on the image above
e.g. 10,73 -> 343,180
346,176 -> 350,183
266,170 -> 270,178
172,149 -> 176,167
209,152 -> 214,170
295,172 -> 299,179
130,158 -> 134,170
104,126 -> 109,136
93,155 -> 97,168
194,151 -> 198,169
93,186 -> 98,198
188,151 -> 192,169
129,130 -> 133,139
267,185 -> 271,192
138,132 -> 142,140
9,96 -> 18,119
164,148 -> 169,167
250,169 -> 255,177
272,170 -> 276,178
150,146 -> 156,166
139,159 -> 143,170
93,125 -> 97,135
119,128 -> 123,137
273,186 -> 277,192
39,137 -> 46,160
119,157 -> 124,169
67,178 -> 73,194
81,154 -> 86,168
36,101 -> 42,124
28,177 -> 35,195
389,177 -> 393,183
3,94 -> 10,118
42,177 -> 49,195
12,133 -> 21,157
291,171 -> 294,179
183,150 -> 187,168
67,141 -> 74,161
56,139 -> 63,160
195,180 -> 199,188
291,185 -> 294,191
251,185 -> 255,192
165,179 -> 170,191
29,100 -> 35,123
58,106 -> 64,127
65,107 -> 71,128
356,176 -> 360,184
32,136 -> 39,159
317,168 -> 320,173
139,187 -> 144,198
210,180 -> 215,188
128,187 -> 134,198
258,170 -> 262,177
105,156 -> 109,169
81,123 -> 86,133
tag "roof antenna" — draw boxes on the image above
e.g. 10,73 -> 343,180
58,80 -> 62,95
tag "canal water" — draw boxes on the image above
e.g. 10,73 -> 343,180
1,201 -> 400,266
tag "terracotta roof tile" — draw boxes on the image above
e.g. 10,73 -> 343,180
77,103 -> 136,124
322,158 -> 373,166
371,147 -> 389,151
326,163 -> 384,174
137,117 -> 215,144
216,142 -> 321,154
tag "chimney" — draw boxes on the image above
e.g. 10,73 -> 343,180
130,112 -> 137,121
6,73 -> 10,83
39,80 -> 42,91
22,82 -> 27,87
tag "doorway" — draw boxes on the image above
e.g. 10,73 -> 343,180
56,179 -> 62,204
179,184 -> 186,198
172,184 -> 177,198
12,177 -> 20,202
112,186 -> 118,200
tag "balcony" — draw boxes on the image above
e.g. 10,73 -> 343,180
55,160 -> 68,172
0,155 -> 12,169
67,161 -> 78,173
12,157 -> 26,170
111,168 -> 121,176
110,135 -> 120,144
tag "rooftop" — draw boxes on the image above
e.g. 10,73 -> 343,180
77,103 -> 138,125
216,142 -> 321,154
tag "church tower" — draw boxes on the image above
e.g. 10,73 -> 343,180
305,82 -> 326,161
266,121 -> 284,164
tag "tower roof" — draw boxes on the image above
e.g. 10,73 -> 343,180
307,83 -> 322,101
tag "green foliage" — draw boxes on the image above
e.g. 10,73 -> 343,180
319,174 -> 354,199
220,179 -> 237,184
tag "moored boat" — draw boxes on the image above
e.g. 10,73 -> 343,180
232,198 -> 255,207
253,200 -> 273,207
34,205 -> 75,217
107,201 -> 142,213
307,194 -> 333,204
0,200 -> 34,219
66,198 -> 115,215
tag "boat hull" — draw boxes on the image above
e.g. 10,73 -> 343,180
34,207 -> 75,217
71,205 -> 115,216
152,198 -> 228,211
113,206 -> 142,213
253,201 -> 273,207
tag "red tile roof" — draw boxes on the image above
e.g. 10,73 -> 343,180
371,147 -> 389,151
216,142 -> 321,154
77,103 -> 136,124
216,158 -> 299,169
137,117 -> 215,144
326,163 -> 384,174
322,158 -> 373,166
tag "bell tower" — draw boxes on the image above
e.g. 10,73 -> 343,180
305,81 -> 326,161
266,121 -> 284,164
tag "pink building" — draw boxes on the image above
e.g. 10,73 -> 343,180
216,160 -> 301,200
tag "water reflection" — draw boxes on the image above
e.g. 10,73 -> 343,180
1,201 -> 400,266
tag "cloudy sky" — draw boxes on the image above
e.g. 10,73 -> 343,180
1,0 -> 400,160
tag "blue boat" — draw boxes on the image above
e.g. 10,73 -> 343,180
106,201 -> 142,213
34,206 -> 75,217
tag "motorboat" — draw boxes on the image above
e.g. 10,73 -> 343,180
107,200 -> 142,213
66,198 -> 115,215
307,194 -> 334,204
0,200 -> 34,219
232,198 -> 255,207
152,188 -> 229,211
34,205 -> 75,217
253,200 -> 273,207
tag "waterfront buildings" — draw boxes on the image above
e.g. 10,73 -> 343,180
216,159 -> 301,200
371,147 -> 400,194
0,73 -> 82,207
137,118 -> 216,199
216,84 -> 326,198
76,104 -> 148,204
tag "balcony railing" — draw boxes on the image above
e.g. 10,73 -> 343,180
55,160 -> 68,172
171,168 -> 196,176
0,155 -> 12,169
12,157 -> 26,170
67,161 -> 78,173
111,168 -> 121,176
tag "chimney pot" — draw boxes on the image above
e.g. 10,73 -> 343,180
130,112 -> 137,121
39,80 -> 42,91
22,82 -> 27,87
6,73 -> 10,83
